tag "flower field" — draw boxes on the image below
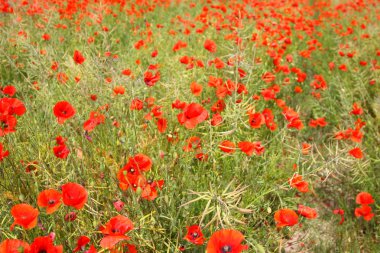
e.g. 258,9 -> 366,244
0,0 -> 379,252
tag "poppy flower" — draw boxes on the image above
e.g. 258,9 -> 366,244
83,111 -> 106,132
219,140 -> 235,154
0,239 -> 30,253
128,154 -> 152,172
289,174 -> 309,193
351,103 -> 363,115
0,114 -> 17,136
204,39 -> 217,53
10,203 -> 39,231
113,200 -> 125,212
144,71 -> 160,87
356,192 -> 374,205
297,205 -> 318,219
99,215 -> 134,249
53,101 -> 75,124
27,236 -> 63,253
37,189 -> 62,214
190,82 -> 203,96
206,229 -> 248,253
177,103 -> 209,129
349,147 -> 363,159
0,142 -> 9,161
141,179 -> 164,201
274,208 -> 299,227
248,113 -> 265,129
62,183 -> 88,210
156,118 -> 167,133
1,97 -> 26,116
238,141 -> 265,156
2,85 -> 16,96
354,205 -> 374,221
53,143 -> 70,159
113,86 -> 125,95
184,225 -> 205,245
73,236 -> 90,252
73,50 -> 85,64
211,113 -> 223,126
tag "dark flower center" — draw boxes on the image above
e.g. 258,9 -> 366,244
221,245 -> 232,253
192,232 -> 198,238
48,199 -> 56,205
38,250 -> 47,253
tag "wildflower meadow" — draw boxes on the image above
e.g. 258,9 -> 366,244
0,0 -> 379,252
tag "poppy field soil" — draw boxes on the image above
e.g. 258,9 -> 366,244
0,0 -> 379,252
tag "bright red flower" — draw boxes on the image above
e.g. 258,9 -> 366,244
37,189 -> 62,214
333,209 -> 345,225
53,143 -> 70,159
248,113 -> 265,129
349,147 -> 363,159
238,141 -> 265,156
190,82 -> 203,96
0,114 -> 17,136
289,174 -> 309,193
219,140 -> 235,154
100,215 -> 134,249
113,86 -> 125,95
2,85 -> 16,96
53,101 -> 75,124
141,179 -> 164,201
274,209 -> 299,227
351,103 -> 363,115
184,225 -> 205,245
73,50 -> 85,65
10,203 -> 39,231
62,183 -> 88,210
177,103 -> 209,129
206,229 -> 248,253
356,192 -> 374,205
144,71 -> 160,87
73,236 -> 90,252
204,39 -> 217,53
297,205 -> 318,219
0,239 -> 30,253
0,142 -> 9,162
355,205 -> 374,221
27,236 -> 63,253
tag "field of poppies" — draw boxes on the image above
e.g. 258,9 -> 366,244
0,0 -> 379,252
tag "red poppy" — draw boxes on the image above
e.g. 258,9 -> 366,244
27,236 -> 63,253
190,82 -> 203,96
211,113 -> 223,126
37,189 -> 62,214
349,147 -> 363,159
238,141 -> 265,156
184,225 -> 205,245
289,174 -> 309,193
204,39 -> 217,53
141,179 -> 164,201
113,86 -> 125,95
297,205 -> 318,219
83,111 -> 106,132
351,103 -> 363,115
73,236 -> 90,252
73,50 -> 85,64
354,205 -> 374,221
274,208 -> 299,227
100,215 -> 134,249
113,200 -> 125,212
1,97 -> 26,116
0,114 -> 17,136
53,101 -> 75,124
248,113 -> 265,129
53,143 -> 70,159
356,192 -> 374,205
10,203 -> 39,231
172,40 -> 187,52
156,118 -> 167,133
206,229 -> 248,253
144,71 -> 160,87
128,154 -> 152,172
2,85 -> 16,96
219,140 -> 236,154
62,183 -> 88,210
177,103 -> 209,129
0,142 -> 9,161
0,239 -> 30,253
